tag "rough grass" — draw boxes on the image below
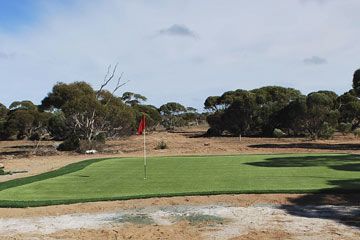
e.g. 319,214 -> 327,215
0,153 -> 359,207
177,213 -> 226,226
111,214 -> 154,225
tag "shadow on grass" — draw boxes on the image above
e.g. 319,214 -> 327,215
249,143 -> 360,151
246,154 -> 360,168
281,179 -> 360,228
248,154 -> 360,228
332,163 -> 360,172
247,154 -> 360,192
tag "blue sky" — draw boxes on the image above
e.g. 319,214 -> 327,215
0,1 -> 38,31
0,0 -> 360,110
0,0 -> 73,31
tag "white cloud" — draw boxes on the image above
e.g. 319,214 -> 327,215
0,51 -> 15,59
299,0 -> 334,4
158,24 -> 197,38
0,0 -> 360,110
303,56 -> 327,65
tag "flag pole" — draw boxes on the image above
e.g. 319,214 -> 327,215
143,117 -> 147,180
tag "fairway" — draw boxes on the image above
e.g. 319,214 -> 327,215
0,153 -> 359,207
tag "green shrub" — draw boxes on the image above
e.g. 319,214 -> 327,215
0,165 -> 9,175
273,128 -> 286,138
206,127 -> 222,136
155,140 -> 168,150
47,111 -> 67,140
354,128 -> 360,138
319,122 -> 335,139
94,133 -> 106,144
57,135 -> 80,151
29,132 -> 40,141
338,122 -> 352,135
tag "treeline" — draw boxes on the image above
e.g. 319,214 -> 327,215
1,68 -> 360,151
204,69 -> 360,139
0,81 -> 204,151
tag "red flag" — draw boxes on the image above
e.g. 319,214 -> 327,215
137,115 -> 146,135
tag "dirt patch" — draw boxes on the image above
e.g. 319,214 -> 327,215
1,194 -> 358,219
230,229 -> 293,240
0,204 -> 358,240
47,222 -> 202,240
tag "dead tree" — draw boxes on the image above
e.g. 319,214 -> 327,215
70,64 -> 129,144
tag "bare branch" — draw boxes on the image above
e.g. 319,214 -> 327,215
111,72 -> 124,94
113,80 -> 130,95
110,71 -> 130,95
97,63 -> 119,97
103,71 -> 130,106
102,64 -> 112,85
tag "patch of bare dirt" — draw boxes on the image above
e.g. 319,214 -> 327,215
0,194 -> 358,219
51,222 -> 201,240
4,222 -> 202,240
0,203 -> 359,240
230,229 -> 293,240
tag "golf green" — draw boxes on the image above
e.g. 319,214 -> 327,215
0,153 -> 359,207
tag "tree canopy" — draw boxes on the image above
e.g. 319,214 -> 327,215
204,86 -> 344,139
1,67 -> 360,148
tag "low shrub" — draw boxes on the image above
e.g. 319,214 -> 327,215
57,135 -> 80,151
354,128 -> 360,138
0,166 -> 5,175
29,132 -> 40,141
273,128 -> 286,138
94,133 -> 106,144
338,122 -> 352,135
58,134 -> 105,153
155,140 -> 168,150
78,140 -> 105,153
318,122 -> 335,139
206,127 -> 222,136
0,164 -> 9,175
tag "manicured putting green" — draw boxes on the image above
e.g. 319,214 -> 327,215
0,153 -> 359,207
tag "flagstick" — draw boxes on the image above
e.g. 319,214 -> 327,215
143,128 -> 147,180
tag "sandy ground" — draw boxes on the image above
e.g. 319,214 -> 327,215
0,126 -> 359,239
0,194 -> 359,240
0,205 -> 358,240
